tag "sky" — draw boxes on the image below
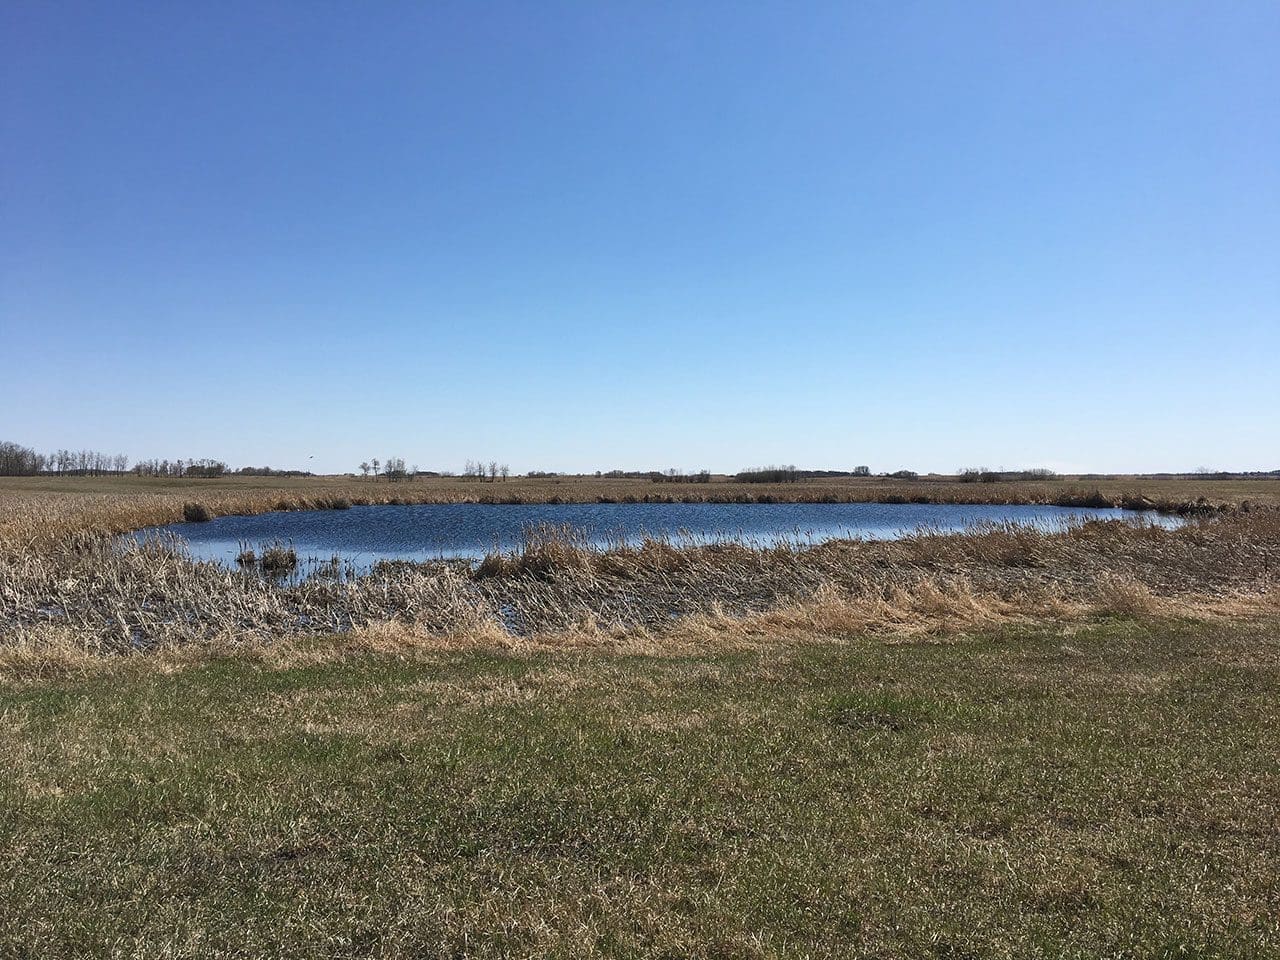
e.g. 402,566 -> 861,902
2,1 -> 1277,475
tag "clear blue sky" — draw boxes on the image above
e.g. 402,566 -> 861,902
3,1 -> 1277,475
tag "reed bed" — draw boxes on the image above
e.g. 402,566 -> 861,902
2,506 -> 1276,663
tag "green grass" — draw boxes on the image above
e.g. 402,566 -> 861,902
2,617 -> 1279,958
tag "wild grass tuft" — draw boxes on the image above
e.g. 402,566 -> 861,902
258,541 -> 297,575
181,501 -> 212,522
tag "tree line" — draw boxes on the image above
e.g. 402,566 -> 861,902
133,458 -> 229,478
0,440 -> 236,478
0,441 -> 129,477
733,465 -> 874,483
957,467 -> 1057,483
462,460 -> 510,481
357,457 -> 430,482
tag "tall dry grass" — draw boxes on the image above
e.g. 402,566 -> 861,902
2,502 -> 1277,673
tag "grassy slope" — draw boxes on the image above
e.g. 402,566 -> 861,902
3,617 -> 1278,958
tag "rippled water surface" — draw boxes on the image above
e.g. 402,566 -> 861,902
135,501 -> 1174,572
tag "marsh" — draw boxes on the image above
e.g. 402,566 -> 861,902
137,501 -> 1172,572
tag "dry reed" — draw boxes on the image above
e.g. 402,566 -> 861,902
2,498 -> 1277,672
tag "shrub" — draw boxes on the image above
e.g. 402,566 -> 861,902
182,502 -> 213,522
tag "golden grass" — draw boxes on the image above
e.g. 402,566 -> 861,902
3,511 -> 1277,654
6,570 -> 1276,682
2,475 -> 1277,679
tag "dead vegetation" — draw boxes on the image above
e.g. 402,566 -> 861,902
1,497 -> 1277,676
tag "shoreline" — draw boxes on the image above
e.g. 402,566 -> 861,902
5,473 -> 1272,550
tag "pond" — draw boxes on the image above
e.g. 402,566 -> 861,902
133,501 -> 1176,573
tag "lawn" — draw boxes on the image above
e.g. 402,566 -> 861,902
2,616 -> 1277,958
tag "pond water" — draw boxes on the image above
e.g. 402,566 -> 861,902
134,501 -> 1175,572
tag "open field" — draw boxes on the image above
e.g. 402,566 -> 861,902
3,473 -> 1277,550
3,615 -> 1278,958
2,476 -> 1279,956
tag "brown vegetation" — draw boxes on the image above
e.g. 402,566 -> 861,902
2,473 -> 1276,677
2,494 -> 1277,672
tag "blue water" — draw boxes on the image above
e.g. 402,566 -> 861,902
133,501 -> 1174,571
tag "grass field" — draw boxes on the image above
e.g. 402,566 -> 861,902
2,475 -> 1278,956
3,615 -> 1278,958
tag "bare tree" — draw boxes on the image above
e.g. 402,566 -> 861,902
359,462 -> 370,479
499,464 -> 510,481
0,442 -> 130,476
0,441 -> 42,476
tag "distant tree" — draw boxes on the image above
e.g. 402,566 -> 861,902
499,464 -> 510,481
185,459 -> 228,478
735,465 -> 800,484
1,443 -> 128,477
359,462 -> 370,479
853,465 -> 871,477
371,458 -> 380,481
237,466 -> 314,477
0,441 -> 42,476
